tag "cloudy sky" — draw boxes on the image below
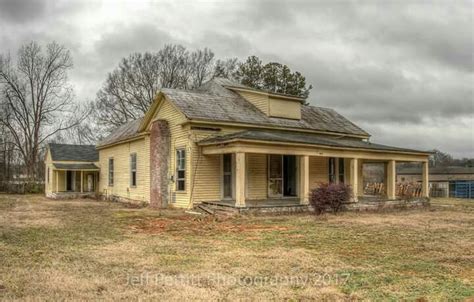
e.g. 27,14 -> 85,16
0,0 -> 472,157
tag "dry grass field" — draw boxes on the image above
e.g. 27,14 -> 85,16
0,194 -> 473,301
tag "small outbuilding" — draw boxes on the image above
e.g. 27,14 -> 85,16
397,166 -> 474,198
44,144 -> 99,198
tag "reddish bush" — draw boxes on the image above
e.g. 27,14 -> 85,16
310,183 -> 353,215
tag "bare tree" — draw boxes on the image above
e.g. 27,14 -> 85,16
0,123 -> 17,181
94,53 -> 162,130
0,41 -> 84,179
190,48 -> 215,88
94,44 -> 219,132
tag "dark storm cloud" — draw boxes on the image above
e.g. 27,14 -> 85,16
0,0 -> 472,156
92,23 -> 175,71
0,0 -> 46,23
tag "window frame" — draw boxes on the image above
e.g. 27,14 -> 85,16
176,148 -> 186,192
108,157 -> 114,186
130,153 -> 137,187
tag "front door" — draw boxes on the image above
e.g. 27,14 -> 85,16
66,171 -> 73,191
283,155 -> 298,196
268,155 -> 298,198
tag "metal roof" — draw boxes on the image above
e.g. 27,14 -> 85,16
198,130 -> 429,154
53,163 -> 99,170
49,144 -> 98,162
96,117 -> 143,147
98,78 -> 370,147
397,166 -> 474,175
162,86 -> 368,136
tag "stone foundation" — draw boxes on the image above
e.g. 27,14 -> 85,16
198,197 -> 430,216
100,194 -> 148,207
344,197 -> 430,212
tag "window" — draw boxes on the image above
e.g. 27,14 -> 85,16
130,153 -> 137,187
108,158 -> 114,186
176,149 -> 186,191
47,168 -> 50,183
329,157 -> 336,183
338,158 -> 345,183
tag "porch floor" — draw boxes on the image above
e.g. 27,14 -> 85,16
47,191 -> 97,199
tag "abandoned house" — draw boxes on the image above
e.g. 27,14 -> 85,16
44,78 -> 431,210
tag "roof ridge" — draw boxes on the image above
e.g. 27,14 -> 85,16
49,143 -> 96,147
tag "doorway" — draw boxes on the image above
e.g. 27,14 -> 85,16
268,155 -> 298,198
222,154 -> 233,199
87,174 -> 94,192
66,171 -> 74,191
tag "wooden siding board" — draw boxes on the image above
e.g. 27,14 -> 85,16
237,91 -> 269,115
309,156 -> 329,189
247,153 -> 267,199
98,138 -> 149,202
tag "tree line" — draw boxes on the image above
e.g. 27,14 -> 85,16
0,41 -> 312,181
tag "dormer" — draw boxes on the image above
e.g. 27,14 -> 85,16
219,83 -> 304,120
232,88 -> 303,120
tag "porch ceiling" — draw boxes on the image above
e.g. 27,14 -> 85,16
53,163 -> 99,171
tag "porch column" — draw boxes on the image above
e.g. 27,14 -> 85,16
386,160 -> 396,200
422,161 -> 429,197
55,170 -> 59,193
358,159 -> 364,195
350,158 -> 359,202
299,155 -> 309,205
80,171 -> 83,193
235,152 -> 246,207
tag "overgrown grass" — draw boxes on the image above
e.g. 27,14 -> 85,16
0,194 -> 473,300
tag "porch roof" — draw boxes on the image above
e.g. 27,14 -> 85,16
198,130 -> 430,154
53,163 -> 99,171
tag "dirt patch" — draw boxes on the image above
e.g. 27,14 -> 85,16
128,215 -> 293,236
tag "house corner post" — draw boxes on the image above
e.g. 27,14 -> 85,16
80,171 -> 83,193
387,160 -> 396,200
300,155 -> 309,205
235,152 -> 246,207
422,161 -> 429,198
350,158 -> 359,202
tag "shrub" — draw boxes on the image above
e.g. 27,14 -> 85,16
310,182 -> 353,215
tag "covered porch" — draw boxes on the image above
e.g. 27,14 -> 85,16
197,130 -> 430,209
48,163 -> 100,198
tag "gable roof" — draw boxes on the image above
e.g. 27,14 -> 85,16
198,130 -> 428,154
96,118 -> 143,147
48,144 -> 99,162
98,78 -> 369,147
